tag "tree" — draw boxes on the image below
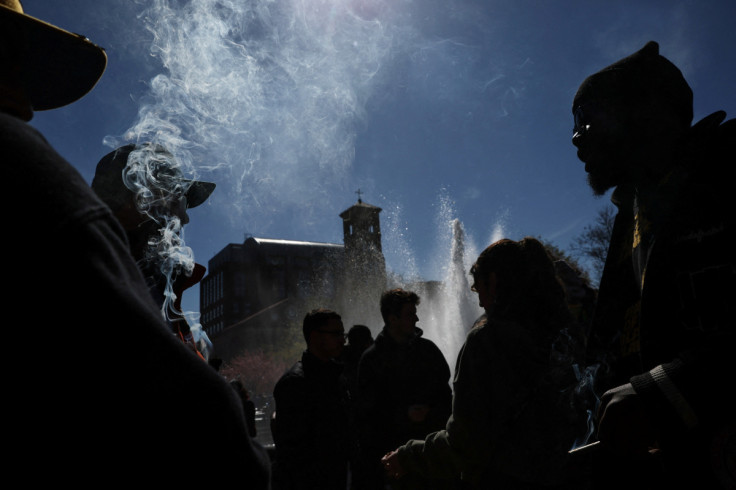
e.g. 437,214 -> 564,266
537,236 -> 592,286
220,348 -> 294,398
220,318 -> 304,397
569,205 -> 616,285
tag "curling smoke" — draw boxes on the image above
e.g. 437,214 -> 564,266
102,0 -> 413,348
107,0 -> 407,232
100,0 -> 517,366
116,143 -> 207,351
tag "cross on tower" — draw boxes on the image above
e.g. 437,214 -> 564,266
355,188 -> 363,203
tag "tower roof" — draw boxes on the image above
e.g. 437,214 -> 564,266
340,199 -> 382,218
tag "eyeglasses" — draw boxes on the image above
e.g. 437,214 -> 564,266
573,106 -> 588,134
315,330 -> 347,339
573,101 -> 614,135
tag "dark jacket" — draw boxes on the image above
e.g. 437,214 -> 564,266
272,350 -> 350,490
356,327 -> 452,464
396,314 -> 587,490
3,111 -> 270,487
587,111 -> 736,486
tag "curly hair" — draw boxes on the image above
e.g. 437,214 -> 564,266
471,237 -> 571,333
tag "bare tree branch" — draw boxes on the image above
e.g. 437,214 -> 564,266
569,205 -> 616,284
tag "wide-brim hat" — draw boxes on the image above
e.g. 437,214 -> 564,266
92,144 -> 216,210
0,0 -> 107,111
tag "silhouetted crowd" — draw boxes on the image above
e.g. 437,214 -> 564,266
3,2 -> 733,488
270,245 -> 591,490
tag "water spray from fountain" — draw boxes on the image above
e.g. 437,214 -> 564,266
384,193 -> 484,370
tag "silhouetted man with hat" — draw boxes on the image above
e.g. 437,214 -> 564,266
1,1 -> 269,485
92,143 -> 216,358
572,41 -> 735,489
91,143 -> 216,265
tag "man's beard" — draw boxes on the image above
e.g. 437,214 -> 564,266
584,152 -> 632,196
587,171 -> 616,196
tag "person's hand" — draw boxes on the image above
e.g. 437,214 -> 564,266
597,383 -> 658,459
381,450 -> 407,479
407,404 -> 430,423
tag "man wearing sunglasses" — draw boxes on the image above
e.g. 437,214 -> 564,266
572,41 -> 735,489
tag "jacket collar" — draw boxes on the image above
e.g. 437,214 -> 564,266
375,326 -> 424,348
302,350 -> 344,375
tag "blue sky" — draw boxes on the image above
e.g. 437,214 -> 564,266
26,0 -> 736,316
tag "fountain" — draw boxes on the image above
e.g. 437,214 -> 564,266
383,196 -> 485,372
100,0 -> 596,452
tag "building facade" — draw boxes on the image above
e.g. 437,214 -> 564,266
200,198 -> 387,360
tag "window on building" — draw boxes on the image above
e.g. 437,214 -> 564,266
272,268 -> 286,299
235,274 -> 246,297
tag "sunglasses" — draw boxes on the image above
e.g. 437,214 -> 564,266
573,105 -> 589,134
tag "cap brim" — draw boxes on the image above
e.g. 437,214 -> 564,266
1,6 -> 107,111
94,143 -> 216,209
185,180 -> 216,209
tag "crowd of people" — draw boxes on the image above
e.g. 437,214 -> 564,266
265,39 -> 736,490
3,1 -> 732,488
272,247 -> 590,490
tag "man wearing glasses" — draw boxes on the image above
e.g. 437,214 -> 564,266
272,308 -> 351,490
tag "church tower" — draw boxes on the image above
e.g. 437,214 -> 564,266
339,191 -> 386,326
340,192 -> 383,254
